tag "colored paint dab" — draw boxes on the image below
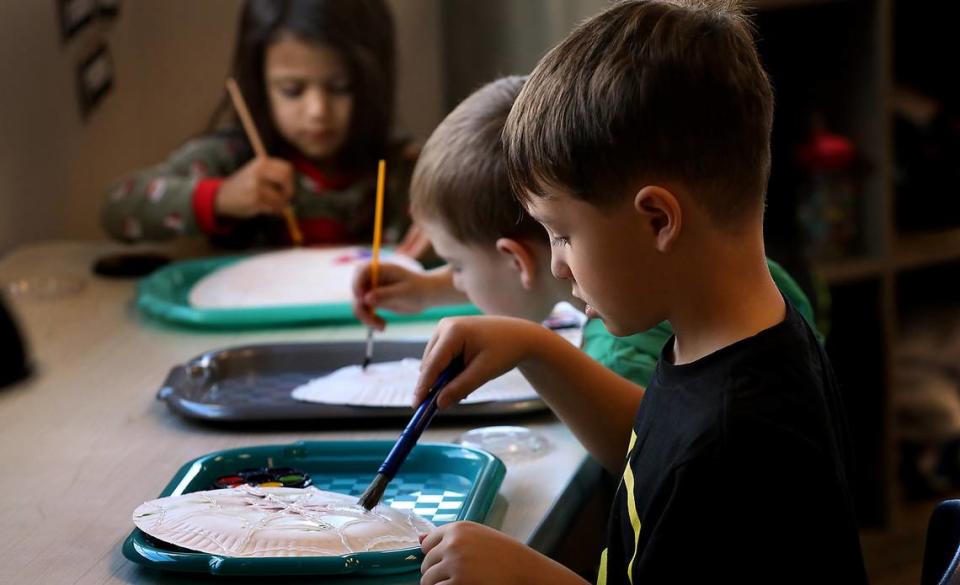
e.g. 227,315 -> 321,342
212,466 -> 312,490
333,249 -> 373,264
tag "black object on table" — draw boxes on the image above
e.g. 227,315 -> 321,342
92,253 -> 171,278
0,294 -> 30,388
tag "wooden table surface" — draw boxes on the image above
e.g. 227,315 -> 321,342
0,241 -> 599,584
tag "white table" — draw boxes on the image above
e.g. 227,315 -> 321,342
0,241 -> 600,584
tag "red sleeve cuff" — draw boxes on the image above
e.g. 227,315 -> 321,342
192,178 -> 229,235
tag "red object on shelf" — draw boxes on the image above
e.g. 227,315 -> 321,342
796,128 -> 856,171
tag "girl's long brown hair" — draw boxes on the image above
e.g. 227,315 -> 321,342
211,0 -> 396,171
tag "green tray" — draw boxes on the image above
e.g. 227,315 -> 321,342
136,255 -> 478,329
122,440 -> 505,576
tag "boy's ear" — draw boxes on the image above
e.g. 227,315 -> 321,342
634,186 -> 681,252
495,237 -> 538,290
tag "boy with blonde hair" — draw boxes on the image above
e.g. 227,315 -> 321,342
354,77 -> 816,388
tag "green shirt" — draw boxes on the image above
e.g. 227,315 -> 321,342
581,259 -> 820,388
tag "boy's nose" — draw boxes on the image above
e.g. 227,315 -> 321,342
551,251 -> 571,281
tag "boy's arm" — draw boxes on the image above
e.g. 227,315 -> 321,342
351,264 -> 468,330
416,316 -> 644,473
420,521 -> 589,585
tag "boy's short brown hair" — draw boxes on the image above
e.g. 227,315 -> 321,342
504,0 -> 774,226
411,76 -> 545,246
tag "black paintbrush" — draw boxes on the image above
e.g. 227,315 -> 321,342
358,355 -> 466,510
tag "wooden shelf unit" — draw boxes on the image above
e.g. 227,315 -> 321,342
760,0 -> 960,528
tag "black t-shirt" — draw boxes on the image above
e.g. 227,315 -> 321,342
599,301 -> 868,584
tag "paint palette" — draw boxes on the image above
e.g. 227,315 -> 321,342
212,466 -> 312,489
122,440 -> 505,576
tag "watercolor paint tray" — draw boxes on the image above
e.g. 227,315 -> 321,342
137,255 -> 478,329
157,340 -> 547,422
122,440 -> 506,576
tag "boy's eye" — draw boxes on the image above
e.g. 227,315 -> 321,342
550,236 -> 570,247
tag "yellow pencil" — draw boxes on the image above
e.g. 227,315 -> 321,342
225,78 -> 303,246
363,159 -> 387,369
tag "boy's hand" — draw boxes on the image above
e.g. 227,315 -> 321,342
351,262 -> 433,330
415,316 -> 544,409
395,223 -> 432,259
216,157 -> 294,218
420,522 -> 587,585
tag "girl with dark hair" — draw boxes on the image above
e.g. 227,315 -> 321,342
102,0 -> 416,249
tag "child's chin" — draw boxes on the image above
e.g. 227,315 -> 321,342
603,319 -> 628,337
602,317 -> 645,338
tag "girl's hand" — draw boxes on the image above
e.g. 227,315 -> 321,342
351,262 -> 435,330
420,522 -> 588,585
215,157 -> 295,218
414,316 -> 545,409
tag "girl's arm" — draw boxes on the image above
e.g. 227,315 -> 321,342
101,133 -> 248,242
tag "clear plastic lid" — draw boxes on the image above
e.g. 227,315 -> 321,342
455,426 -> 550,463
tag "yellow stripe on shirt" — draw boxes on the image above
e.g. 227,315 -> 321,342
623,430 -> 642,584
598,430 -> 643,585
598,548 -> 609,585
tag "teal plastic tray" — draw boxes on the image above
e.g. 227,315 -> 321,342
122,440 -> 505,576
137,255 -> 478,329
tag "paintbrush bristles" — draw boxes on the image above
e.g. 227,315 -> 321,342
362,327 -> 374,370
282,207 -> 304,246
357,473 -> 390,510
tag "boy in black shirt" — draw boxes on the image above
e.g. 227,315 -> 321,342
414,1 -> 868,584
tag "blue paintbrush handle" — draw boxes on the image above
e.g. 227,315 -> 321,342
377,354 -> 466,479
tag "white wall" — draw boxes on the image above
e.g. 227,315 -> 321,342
0,1 -> 240,253
389,0 -> 445,145
0,0 -> 597,254
440,0 -> 608,108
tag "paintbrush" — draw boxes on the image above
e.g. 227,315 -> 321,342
362,159 -> 387,370
357,354 -> 465,510
225,78 -> 304,246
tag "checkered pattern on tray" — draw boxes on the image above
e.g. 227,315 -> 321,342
311,472 -> 470,524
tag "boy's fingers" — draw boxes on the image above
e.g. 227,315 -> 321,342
351,298 -> 386,331
351,264 -> 373,300
351,299 -> 376,327
415,343 -> 481,409
366,283 -> 412,312
433,361 -> 492,409
421,329 -> 441,365
416,329 -> 453,403
420,527 -> 445,554
375,263 -> 413,285
419,561 -> 451,585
